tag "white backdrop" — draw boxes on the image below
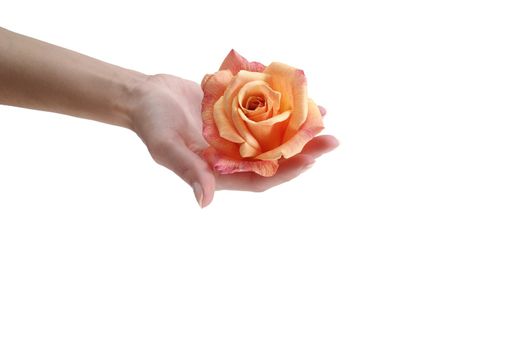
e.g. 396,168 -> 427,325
1,1 -> 522,349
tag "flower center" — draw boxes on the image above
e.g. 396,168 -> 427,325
245,95 -> 266,111
237,81 -> 282,123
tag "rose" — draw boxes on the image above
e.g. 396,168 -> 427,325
201,50 -> 324,177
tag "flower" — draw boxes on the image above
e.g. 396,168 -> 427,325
201,50 -> 324,177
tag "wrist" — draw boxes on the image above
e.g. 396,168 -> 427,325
112,70 -> 150,130
119,73 -> 176,132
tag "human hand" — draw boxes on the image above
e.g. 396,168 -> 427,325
0,28 -> 337,207
128,74 -> 338,207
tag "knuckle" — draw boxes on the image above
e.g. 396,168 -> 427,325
179,166 -> 196,183
148,139 -> 174,160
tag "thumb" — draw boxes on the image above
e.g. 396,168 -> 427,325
151,138 -> 215,208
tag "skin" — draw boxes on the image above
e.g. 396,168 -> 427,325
0,28 -> 338,207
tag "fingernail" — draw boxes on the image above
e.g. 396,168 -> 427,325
191,182 -> 204,208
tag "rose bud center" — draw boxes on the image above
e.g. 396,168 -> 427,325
245,95 -> 266,111
238,81 -> 282,123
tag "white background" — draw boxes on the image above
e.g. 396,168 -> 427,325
1,1 -> 522,349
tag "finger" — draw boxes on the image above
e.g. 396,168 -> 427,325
151,138 -> 215,208
299,135 -> 339,159
216,154 -> 315,192
261,154 -> 315,190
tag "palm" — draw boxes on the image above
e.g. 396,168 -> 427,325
131,74 -> 338,207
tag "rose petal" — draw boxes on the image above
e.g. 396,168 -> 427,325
224,71 -> 269,117
239,142 -> 259,158
201,70 -> 240,158
201,69 -> 233,100
243,96 -> 269,122
255,100 -> 324,160
213,96 -> 244,143
244,96 -> 265,111
236,81 -> 288,150
203,147 -> 279,177
219,49 -> 266,75
231,95 -> 262,155
201,74 -> 213,87
264,63 -> 309,142
239,109 -> 291,151
238,80 -> 281,122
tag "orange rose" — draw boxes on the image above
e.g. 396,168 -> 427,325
201,50 -> 324,177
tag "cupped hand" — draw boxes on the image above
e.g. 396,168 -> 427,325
128,74 -> 338,207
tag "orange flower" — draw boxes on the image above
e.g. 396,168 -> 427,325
201,50 -> 324,177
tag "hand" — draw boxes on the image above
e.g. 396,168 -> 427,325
128,74 -> 339,208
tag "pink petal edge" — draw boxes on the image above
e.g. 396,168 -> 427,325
219,49 -> 266,74
202,148 -> 279,177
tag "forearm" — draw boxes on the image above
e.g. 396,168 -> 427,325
0,27 -> 147,128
